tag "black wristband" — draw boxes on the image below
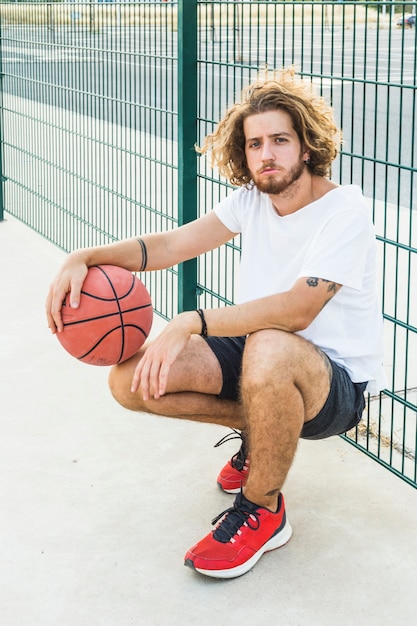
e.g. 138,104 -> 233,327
196,308 -> 208,338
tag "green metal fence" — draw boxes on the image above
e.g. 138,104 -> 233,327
0,0 -> 416,488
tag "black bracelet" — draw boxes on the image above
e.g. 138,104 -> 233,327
196,308 -> 208,338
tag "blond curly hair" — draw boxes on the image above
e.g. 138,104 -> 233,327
197,67 -> 341,186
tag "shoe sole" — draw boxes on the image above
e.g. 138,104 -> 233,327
217,481 -> 244,494
186,519 -> 293,579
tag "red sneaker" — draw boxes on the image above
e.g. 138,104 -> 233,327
215,430 -> 250,494
184,492 -> 292,579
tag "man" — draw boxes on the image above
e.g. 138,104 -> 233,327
46,68 -> 385,579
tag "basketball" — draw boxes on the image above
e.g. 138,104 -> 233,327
57,265 -> 153,366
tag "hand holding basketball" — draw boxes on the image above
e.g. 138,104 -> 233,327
55,265 -> 153,366
46,254 -> 89,333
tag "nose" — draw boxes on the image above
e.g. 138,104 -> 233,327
260,142 -> 274,161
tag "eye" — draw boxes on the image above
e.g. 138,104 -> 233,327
275,137 -> 288,144
248,141 -> 260,149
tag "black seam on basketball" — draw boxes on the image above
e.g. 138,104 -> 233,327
81,273 -> 137,302
116,275 -> 137,300
122,324 -> 149,338
77,324 -> 149,362
97,266 -> 127,363
78,327 -> 123,362
62,303 -> 152,328
79,292 -> 121,302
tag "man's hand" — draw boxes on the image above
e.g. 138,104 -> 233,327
131,312 -> 200,400
46,253 -> 89,334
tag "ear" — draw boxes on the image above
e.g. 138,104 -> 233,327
303,148 -> 311,163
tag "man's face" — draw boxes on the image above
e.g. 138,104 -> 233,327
244,110 -> 309,195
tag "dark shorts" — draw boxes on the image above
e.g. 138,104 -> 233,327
205,336 -> 367,441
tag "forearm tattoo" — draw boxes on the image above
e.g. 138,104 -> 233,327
136,237 -> 148,271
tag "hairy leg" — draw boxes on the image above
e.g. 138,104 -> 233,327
108,335 -> 245,430
241,329 -> 332,511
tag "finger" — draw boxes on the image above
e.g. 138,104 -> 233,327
68,277 -> 83,309
45,291 -> 58,334
50,290 -> 67,333
149,358 -> 163,400
131,359 -> 144,394
139,358 -> 153,401
157,360 -> 172,398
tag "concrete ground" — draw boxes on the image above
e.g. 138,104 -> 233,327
1,213 -> 417,626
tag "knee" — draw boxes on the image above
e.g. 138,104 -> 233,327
108,363 -> 141,411
242,330 -> 300,389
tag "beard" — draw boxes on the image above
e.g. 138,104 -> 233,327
252,157 -> 306,195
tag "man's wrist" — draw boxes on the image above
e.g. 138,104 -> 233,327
66,249 -> 89,267
174,311 -> 203,337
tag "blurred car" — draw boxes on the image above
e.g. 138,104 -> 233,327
396,14 -> 416,28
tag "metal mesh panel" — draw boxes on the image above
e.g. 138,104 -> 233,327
0,2 -> 178,319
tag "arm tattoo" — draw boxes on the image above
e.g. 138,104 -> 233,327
306,277 -> 339,294
136,237 -> 148,272
306,277 -> 341,311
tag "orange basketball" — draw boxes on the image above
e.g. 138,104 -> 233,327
57,265 -> 153,366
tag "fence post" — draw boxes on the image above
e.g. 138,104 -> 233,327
177,0 -> 198,312
0,17 -> 4,222
0,113 -> 4,221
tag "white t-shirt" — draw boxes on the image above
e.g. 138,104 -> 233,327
213,184 -> 386,393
